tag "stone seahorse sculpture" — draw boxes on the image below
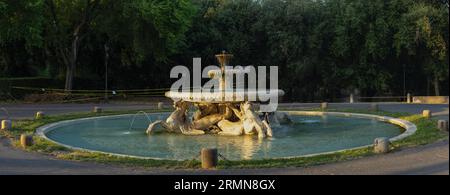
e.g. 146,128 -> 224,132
146,101 -> 205,135
147,101 -> 283,138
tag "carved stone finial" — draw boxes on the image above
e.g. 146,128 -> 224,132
215,51 -> 233,67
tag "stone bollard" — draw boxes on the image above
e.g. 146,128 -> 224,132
201,148 -> 218,169
422,110 -> 432,118
20,134 -> 33,148
370,103 -> 379,112
93,106 -> 103,113
437,120 -> 448,132
1,120 -> 12,131
35,111 -> 45,120
350,94 -> 354,104
407,93 -> 412,104
374,137 -> 390,154
321,102 -> 328,110
157,102 -> 164,110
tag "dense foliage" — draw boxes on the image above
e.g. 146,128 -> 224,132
1,0 -> 448,101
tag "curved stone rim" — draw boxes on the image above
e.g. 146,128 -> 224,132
35,111 -> 417,161
278,111 -> 417,159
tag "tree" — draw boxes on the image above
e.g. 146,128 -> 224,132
41,0 -> 194,90
94,0 -> 194,64
44,0 -> 101,91
0,0 -> 44,48
395,2 -> 449,95
1,0 -> 448,100
88,0 -> 195,89
0,0 -> 45,77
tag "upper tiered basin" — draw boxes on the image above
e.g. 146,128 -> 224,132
165,89 -> 285,103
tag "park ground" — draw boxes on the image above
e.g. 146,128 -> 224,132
0,102 -> 448,175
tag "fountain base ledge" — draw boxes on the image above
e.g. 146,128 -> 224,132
35,111 -> 417,161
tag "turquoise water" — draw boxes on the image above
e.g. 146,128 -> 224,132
45,113 -> 403,160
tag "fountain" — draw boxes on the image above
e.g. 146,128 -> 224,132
35,52 -> 414,160
146,52 -> 288,138
128,111 -> 153,131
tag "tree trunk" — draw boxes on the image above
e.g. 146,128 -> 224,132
50,0 -> 99,91
434,75 -> 440,96
65,35 -> 79,91
65,66 -> 74,91
104,43 -> 110,102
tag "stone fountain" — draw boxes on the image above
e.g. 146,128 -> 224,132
146,52 -> 289,138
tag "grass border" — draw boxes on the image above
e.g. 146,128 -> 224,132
1,108 -> 448,169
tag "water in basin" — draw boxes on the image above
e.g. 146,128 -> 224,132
45,113 -> 403,160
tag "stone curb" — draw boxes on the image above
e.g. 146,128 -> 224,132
36,111 -> 417,161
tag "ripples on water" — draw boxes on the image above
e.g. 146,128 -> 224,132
46,113 -> 403,160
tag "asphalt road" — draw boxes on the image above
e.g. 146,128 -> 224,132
0,137 -> 447,175
1,102 -> 448,120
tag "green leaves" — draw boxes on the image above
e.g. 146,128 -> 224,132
395,3 -> 448,59
94,0 -> 194,63
393,2 -> 448,94
0,0 -> 448,98
0,0 -> 45,48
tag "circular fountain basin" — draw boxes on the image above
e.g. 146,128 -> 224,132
36,112 -> 416,161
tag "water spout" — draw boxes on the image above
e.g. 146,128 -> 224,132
128,111 -> 153,131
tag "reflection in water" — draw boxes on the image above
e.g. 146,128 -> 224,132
94,118 -> 100,129
218,135 -> 265,160
321,115 -> 328,124
166,134 -> 181,159
240,136 -> 262,160
162,134 -> 265,160
371,118 -> 377,125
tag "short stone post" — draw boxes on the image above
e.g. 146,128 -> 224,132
35,111 -> 45,120
157,102 -> 164,110
437,120 -> 448,132
93,106 -> 103,113
20,134 -> 33,148
350,94 -> 354,104
407,93 -> 412,104
370,103 -> 379,112
374,137 -> 390,154
1,120 -> 12,131
201,148 -> 218,169
321,102 -> 328,110
422,110 -> 432,118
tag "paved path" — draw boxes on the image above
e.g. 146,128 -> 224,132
1,137 -> 447,175
0,137 -> 148,175
1,103 -> 159,120
164,140 -> 450,175
0,103 -> 448,175
1,102 -> 448,120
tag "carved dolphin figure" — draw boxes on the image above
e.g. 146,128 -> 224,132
146,101 -> 205,135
